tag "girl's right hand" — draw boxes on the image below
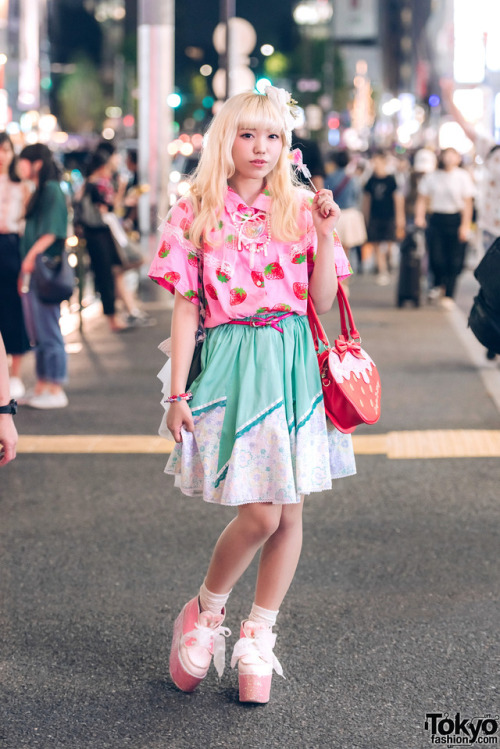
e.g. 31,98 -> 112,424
166,400 -> 194,443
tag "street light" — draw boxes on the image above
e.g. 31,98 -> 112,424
293,0 -> 332,26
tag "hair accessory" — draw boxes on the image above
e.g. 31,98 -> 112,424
288,148 -> 317,190
165,392 -> 193,404
264,86 -> 300,141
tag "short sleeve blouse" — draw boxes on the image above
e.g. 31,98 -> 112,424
21,180 -> 68,259
148,186 -> 352,328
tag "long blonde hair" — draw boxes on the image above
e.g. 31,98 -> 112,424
187,91 -> 305,249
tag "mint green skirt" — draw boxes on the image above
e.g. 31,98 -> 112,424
166,314 -> 356,505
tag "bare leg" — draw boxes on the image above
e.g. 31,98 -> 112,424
204,502 -> 283,595
114,269 -> 138,315
254,497 -> 304,610
10,354 -> 23,379
373,242 -> 388,274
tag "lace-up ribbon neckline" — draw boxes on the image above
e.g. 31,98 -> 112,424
230,207 -> 272,269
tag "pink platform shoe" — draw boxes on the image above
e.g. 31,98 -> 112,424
169,596 -> 231,692
230,620 -> 284,703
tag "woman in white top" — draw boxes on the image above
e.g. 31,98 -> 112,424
415,147 -> 475,305
0,133 -> 30,397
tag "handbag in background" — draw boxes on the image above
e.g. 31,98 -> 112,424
101,212 -> 144,271
33,251 -> 76,305
307,284 -> 381,433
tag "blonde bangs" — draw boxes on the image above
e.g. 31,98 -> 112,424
233,94 -> 286,138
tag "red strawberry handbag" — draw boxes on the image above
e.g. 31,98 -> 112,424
307,284 -> 381,434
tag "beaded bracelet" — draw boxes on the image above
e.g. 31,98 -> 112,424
164,392 -> 193,404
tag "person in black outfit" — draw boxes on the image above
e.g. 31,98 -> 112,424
363,151 -> 405,284
0,133 -> 30,398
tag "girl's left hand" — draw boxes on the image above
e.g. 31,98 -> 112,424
312,189 -> 341,236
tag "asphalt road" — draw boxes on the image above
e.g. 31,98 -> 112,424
1,268 -> 499,749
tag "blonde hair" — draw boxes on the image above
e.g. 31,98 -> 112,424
186,91 -> 306,249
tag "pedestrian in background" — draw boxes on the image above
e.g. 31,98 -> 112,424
149,87 -> 355,704
80,149 -> 150,331
404,148 -> 437,225
122,149 -> 140,235
0,132 -> 31,400
0,332 -> 18,466
363,150 -> 406,285
324,150 -> 367,276
17,144 -> 69,409
415,147 -> 475,308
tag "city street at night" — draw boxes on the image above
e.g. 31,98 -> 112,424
2,271 -> 499,749
2,1 -> 500,747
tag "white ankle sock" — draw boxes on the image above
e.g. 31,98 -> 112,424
249,603 -> 279,628
199,580 -> 232,615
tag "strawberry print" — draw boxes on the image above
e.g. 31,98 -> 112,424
272,303 -> 291,312
149,186 -> 353,328
158,241 -> 171,258
293,282 -> 308,300
264,262 -> 284,280
251,271 -> 265,288
229,287 -> 247,305
205,283 -> 218,300
216,267 -> 231,283
164,271 -> 180,286
291,246 -> 306,264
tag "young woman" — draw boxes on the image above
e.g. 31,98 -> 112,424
149,88 -> 356,703
415,147 -> 475,307
18,144 -> 69,409
363,150 -> 405,285
0,133 -> 31,399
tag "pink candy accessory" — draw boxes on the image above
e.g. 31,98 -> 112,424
289,148 -> 316,190
231,620 -> 284,703
169,596 -> 231,692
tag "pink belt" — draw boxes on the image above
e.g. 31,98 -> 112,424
227,312 -> 294,334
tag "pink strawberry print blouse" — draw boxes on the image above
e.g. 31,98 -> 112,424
148,186 -> 352,328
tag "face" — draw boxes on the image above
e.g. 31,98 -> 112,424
372,155 -> 387,176
0,141 -> 14,173
231,126 -> 283,183
17,158 -> 34,181
441,148 -> 460,169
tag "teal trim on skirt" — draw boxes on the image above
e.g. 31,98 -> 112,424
166,314 -> 356,505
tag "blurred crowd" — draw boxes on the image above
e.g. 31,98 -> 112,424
1,85 -> 499,414
0,135 -> 154,412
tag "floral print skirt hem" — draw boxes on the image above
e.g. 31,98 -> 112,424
161,314 -> 356,506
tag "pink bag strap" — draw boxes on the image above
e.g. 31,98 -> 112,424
307,283 -> 360,353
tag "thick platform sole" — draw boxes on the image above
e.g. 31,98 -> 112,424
238,672 -> 272,703
169,609 -> 205,693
